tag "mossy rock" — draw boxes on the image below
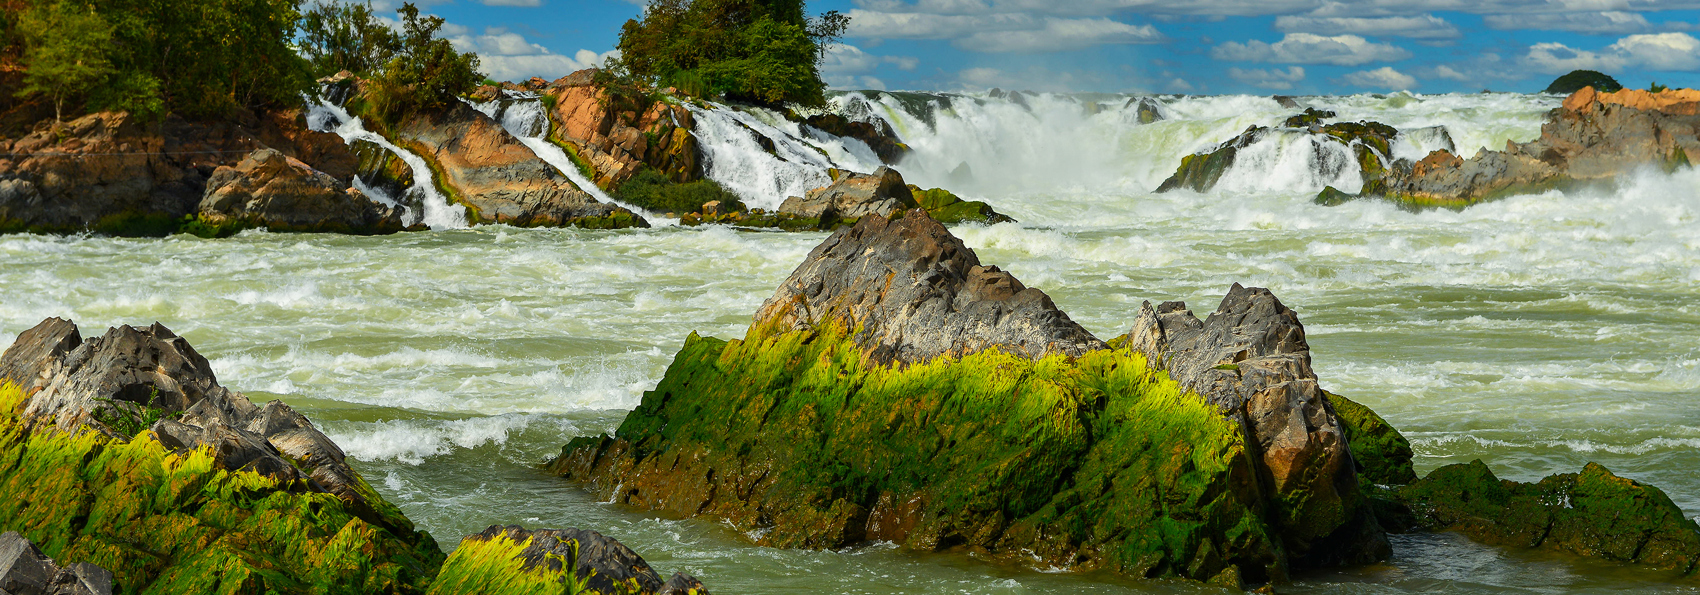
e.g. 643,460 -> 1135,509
1546,70 -> 1623,94
552,321 -> 1289,585
1314,186 -> 1355,207
1322,391 -> 1415,486
1281,108 -> 1336,128
0,382 -> 445,594
1157,128 -> 1263,193
1399,460 -> 1700,576
908,185 -> 1014,225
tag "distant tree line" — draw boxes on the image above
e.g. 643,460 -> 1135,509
609,0 -> 848,107
0,0 -> 482,124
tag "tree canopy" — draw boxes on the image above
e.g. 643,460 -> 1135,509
298,2 -> 484,126
611,0 -> 848,107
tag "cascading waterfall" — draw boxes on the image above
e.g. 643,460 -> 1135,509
469,95 -> 669,223
305,98 -> 468,230
689,103 -> 870,211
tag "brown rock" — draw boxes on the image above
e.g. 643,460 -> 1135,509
753,209 -> 1106,364
777,166 -> 918,222
199,148 -> 404,234
543,70 -> 699,188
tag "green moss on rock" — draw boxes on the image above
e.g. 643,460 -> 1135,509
1323,391 -> 1416,487
0,382 -> 444,594
909,185 -> 1015,225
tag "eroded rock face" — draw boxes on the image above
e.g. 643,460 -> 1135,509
754,210 -> 1106,364
545,70 -> 699,188
437,526 -> 710,595
0,319 -> 375,515
776,167 -> 917,222
1126,285 -> 1386,564
803,114 -> 909,164
1376,86 -> 1700,205
199,149 -> 404,234
396,101 -> 647,228
0,531 -> 114,595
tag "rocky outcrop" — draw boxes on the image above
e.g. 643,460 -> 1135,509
1125,289 -> 1387,565
776,166 -> 916,223
802,113 -> 909,164
755,211 -> 1104,364
1365,86 -> 1700,206
0,109 -> 362,236
1546,70 -> 1623,94
549,211 -> 1401,589
0,532 -> 113,595
197,149 -> 405,235
428,525 -> 709,595
1158,113 -> 1398,194
395,101 -> 647,229
1399,461 -> 1700,577
0,318 -> 444,593
544,70 -> 700,188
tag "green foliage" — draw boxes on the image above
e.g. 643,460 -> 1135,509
1545,69 -> 1622,94
0,382 -> 445,594
426,532 -> 591,595
363,3 -> 484,127
15,1 -> 115,123
91,387 -> 178,438
613,167 -> 745,215
1649,81 -> 1670,93
610,0 -> 848,107
298,1 -> 398,77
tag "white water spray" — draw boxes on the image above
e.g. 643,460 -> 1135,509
305,98 -> 468,230
469,96 -> 670,224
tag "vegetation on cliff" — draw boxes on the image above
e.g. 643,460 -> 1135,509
607,0 -> 848,107
301,2 -> 484,128
1546,70 -> 1623,94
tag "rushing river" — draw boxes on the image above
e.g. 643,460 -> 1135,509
3,91 -> 1699,594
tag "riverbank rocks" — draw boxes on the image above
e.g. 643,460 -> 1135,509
549,210 -> 1405,589
1362,86 -> 1700,206
395,101 -> 647,229
0,318 -> 444,592
428,525 -> 709,595
196,149 -> 405,235
1400,461 -> 1700,578
0,531 -> 114,595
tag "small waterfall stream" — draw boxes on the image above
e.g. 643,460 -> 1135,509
469,95 -> 670,224
305,98 -> 468,230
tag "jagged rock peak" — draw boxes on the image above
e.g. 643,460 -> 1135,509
753,209 -> 1107,364
0,531 -> 114,595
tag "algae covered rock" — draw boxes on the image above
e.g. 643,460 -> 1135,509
1400,461 -> 1700,577
550,211 -> 1398,588
908,185 -> 1014,225
0,319 -> 444,594
428,525 -> 707,595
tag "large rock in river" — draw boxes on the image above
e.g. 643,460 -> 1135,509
549,210 -> 1391,589
394,101 -> 647,229
198,148 -> 405,235
428,525 -> 709,595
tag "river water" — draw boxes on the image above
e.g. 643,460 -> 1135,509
2,91 -> 1698,594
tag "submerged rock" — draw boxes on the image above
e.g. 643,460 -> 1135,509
1157,113 -> 1399,196
0,318 -> 444,592
428,525 -> 709,595
197,148 -> 405,235
0,531 -> 114,595
550,211 -> 1396,588
396,101 -> 648,229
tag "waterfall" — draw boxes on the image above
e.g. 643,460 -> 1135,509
468,95 -> 670,224
689,104 -> 841,211
305,98 -> 468,230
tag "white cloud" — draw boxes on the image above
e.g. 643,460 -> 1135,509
820,44 -> 921,87
1212,33 -> 1411,66
952,66 -> 1108,92
1274,15 -> 1460,39
1432,65 -> 1471,81
1523,32 -> 1700,73
1340,66 -> 1417,89
851,0 -> 1700,19
1168,77 -> 1197,92
956,17 -> 1163,52
450,27 -> 619,82
1228,66 -> 1306,90
844,10 -> 1034,39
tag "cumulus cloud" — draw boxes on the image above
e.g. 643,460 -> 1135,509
1228,66 -> 1306,90
1523,32 -> 1700,73
850,0 -> 1700,18
1212,33 -> 1411,66
1339,66 -> 1417,90
953,66 -> 1109,92
956,17 -> 1163,52
820,44 -> 920,89
449,28 -> 617,82
1274,15 -> 1459,39
1484,11 -> 1670,35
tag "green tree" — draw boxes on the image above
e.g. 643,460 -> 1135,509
15,1 -> 115,123
298,1 -> 398,77
611,0 -> 848,107
364,3 -> 483,125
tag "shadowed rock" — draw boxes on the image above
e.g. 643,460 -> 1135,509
754,209 -> 1106,364
0,532 -> 113,595
199,148 -> 404,234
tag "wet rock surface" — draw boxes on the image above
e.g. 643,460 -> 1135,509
198,149 -> 404,235
0,532 -> 113,595
802,113 -> 909,164
432,525 -> 710,595
776,166 -> 917,223
754,210 -> 1105,364
544,69 -> 699,188
396,101 -> 647,229
1158,114 -> 1399,195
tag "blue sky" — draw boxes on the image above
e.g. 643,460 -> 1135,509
382,0 -> 1700,95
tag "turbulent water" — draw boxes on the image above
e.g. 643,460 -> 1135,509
5,91 -> 1700,594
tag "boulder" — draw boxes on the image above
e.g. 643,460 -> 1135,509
753,210 -> 1105,364
0,532 -> 114,595
544,70 -> 699,188
1125,287 -> 1387,565
802,113 -> 909,164
428,525 -> 710,595
776,166 -> 917,224
394,101 -> 647,229
197,149 -> 405,235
